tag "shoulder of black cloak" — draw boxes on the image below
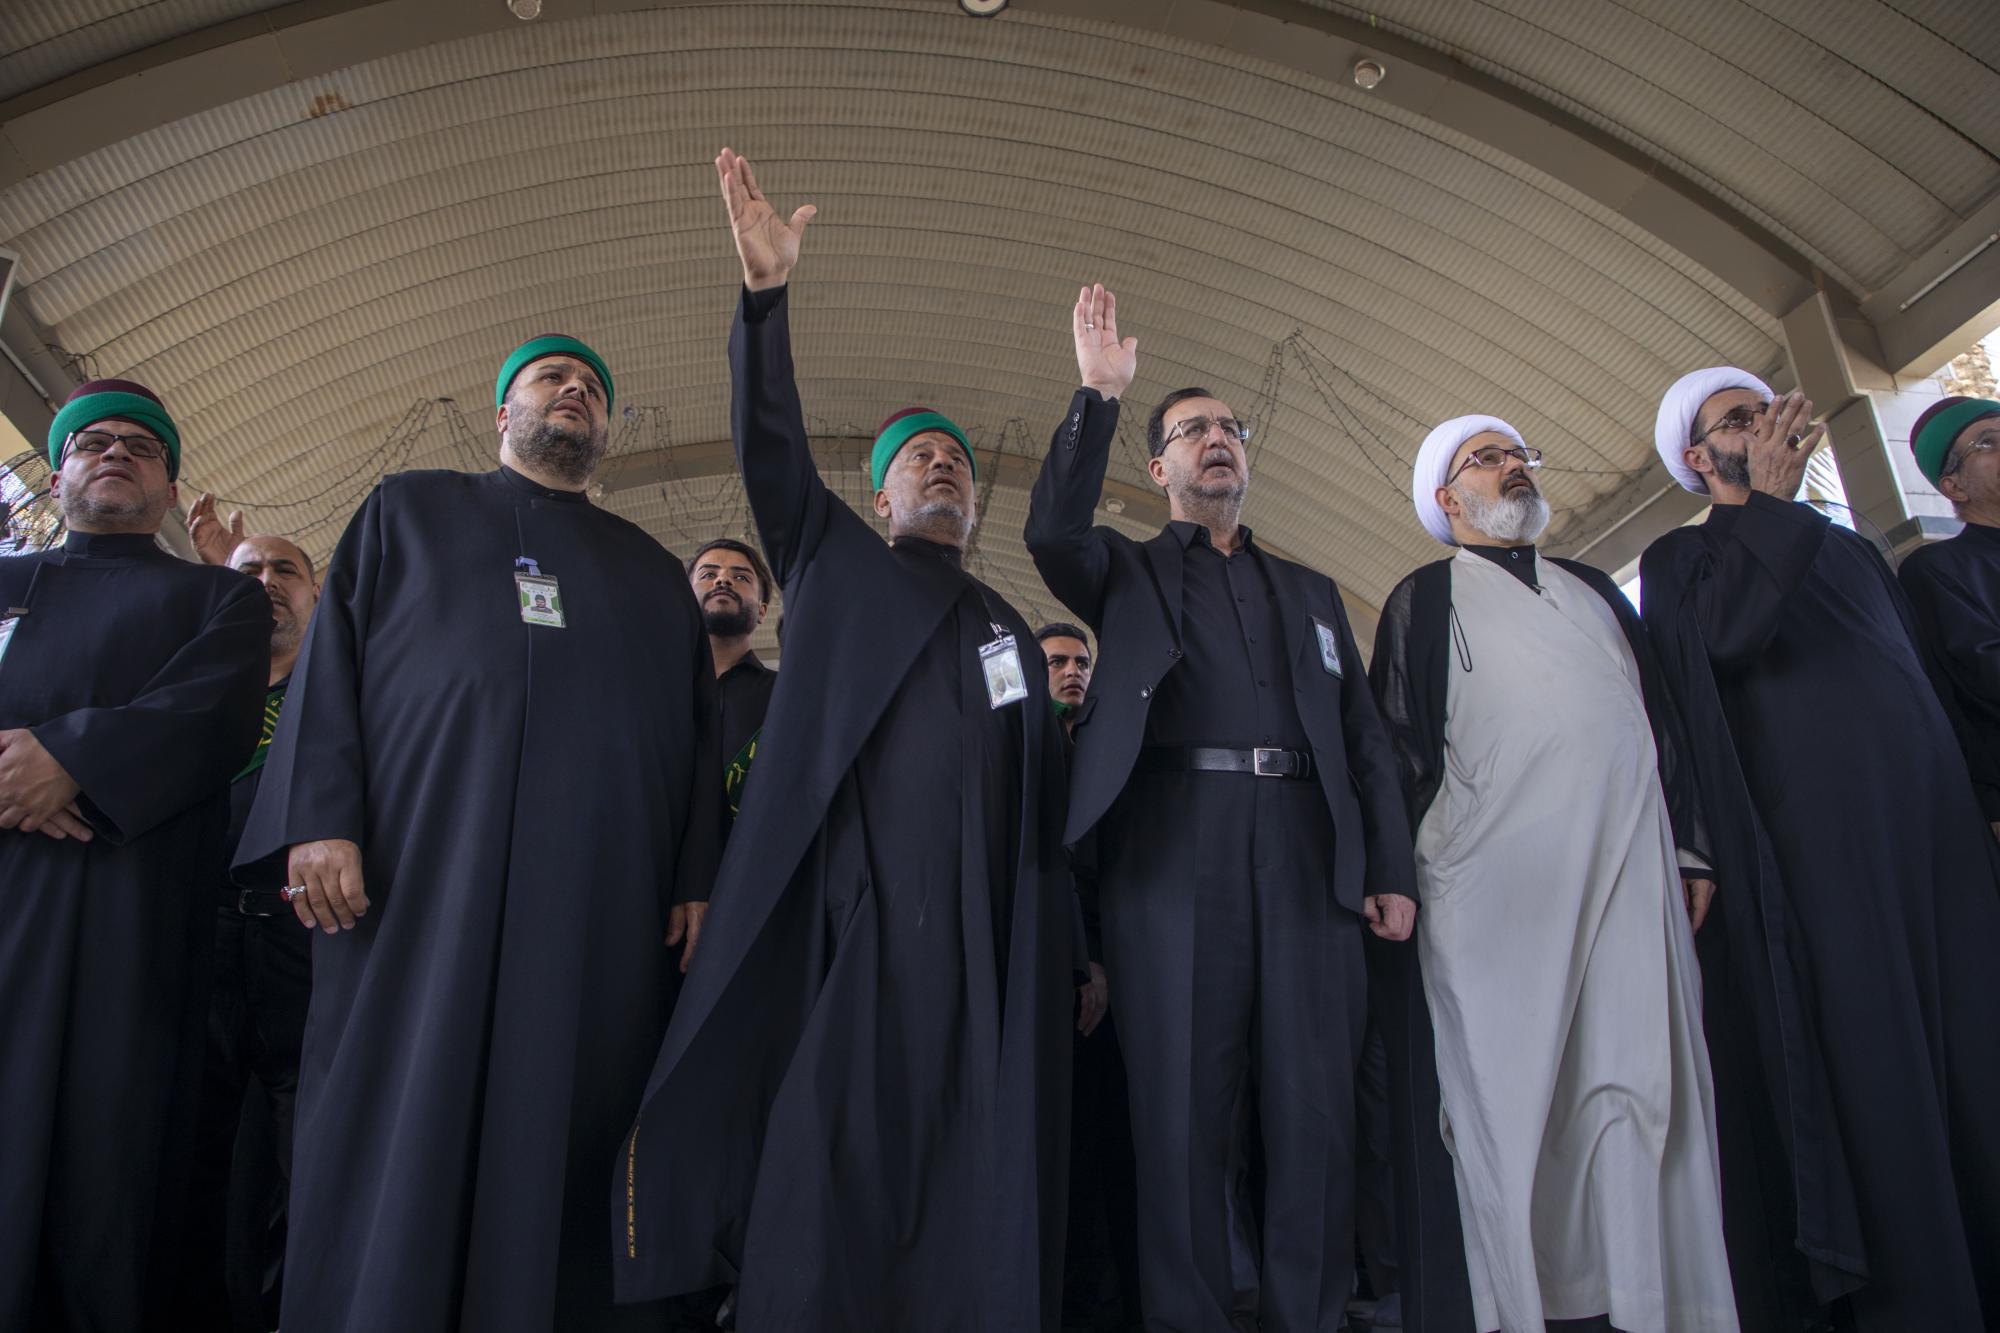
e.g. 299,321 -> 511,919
34,560 -> 270,845
233,480 -> 390,876
1368,559 -> 1450,827
1553,556 -> 1711,863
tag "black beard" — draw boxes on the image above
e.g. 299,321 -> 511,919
1708,442 -> 1752,491
509,414 -> 607,485
703,602 -> 755,638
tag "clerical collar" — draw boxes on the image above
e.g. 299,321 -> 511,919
890,534 -> 964,565
1464,543 -> 1538,589
61,531 -> 163,558
1956,518 -> 2000,543
496,463 -> 588,504
1168,519 -> 1255,552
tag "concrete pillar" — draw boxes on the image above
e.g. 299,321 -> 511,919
1780,290 -> 1962,558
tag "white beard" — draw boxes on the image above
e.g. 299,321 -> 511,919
1455,483 -> 1550,545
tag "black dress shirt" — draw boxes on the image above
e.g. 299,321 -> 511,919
717,650 -> 778,771
1143,522 -> 1310,750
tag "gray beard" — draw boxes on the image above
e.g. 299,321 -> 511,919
508,416 -> 608,486
60,487 -> 157,529
1454,482 -> 1550,544
906,498 -> 973,544
1707,442 -> 1751,491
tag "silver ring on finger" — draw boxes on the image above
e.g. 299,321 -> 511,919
1085,322 -> 1094,329
283,885 -> 306,901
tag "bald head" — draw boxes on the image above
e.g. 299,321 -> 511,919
229,535 -> 320,659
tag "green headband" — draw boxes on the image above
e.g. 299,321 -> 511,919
871,411 -> 974,491
1914,398 -> 2000,487
48,392 -> 182,481
495,336 -> 614,412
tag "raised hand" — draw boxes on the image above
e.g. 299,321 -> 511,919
1746,390 -> 1823,500
186,491 -> 246,567
1073,283 -> 1137,401
716,147 -> 816,293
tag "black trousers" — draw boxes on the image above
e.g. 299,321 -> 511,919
1099,770 -> 1365,1333
175,906 -> 311,1331
1065,1011 -> 1142,1331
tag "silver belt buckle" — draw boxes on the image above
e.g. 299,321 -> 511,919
1252,747 -> 1285,777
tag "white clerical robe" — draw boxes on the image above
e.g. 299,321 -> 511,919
1415,550 -> 1737,1333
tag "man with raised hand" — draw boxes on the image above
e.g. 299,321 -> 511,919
1026,286 -> 1415,1333
615,149 -> 1077,1333
1641,367 -> 2000,1331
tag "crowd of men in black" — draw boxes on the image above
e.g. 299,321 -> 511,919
3,148 -> 1997,1333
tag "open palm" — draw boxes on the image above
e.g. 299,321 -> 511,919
717,147 -> 816,292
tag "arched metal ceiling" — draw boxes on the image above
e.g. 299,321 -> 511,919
0,0 -> 1993,640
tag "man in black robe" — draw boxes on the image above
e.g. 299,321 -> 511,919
691,536 -> 778,826
615,149 -> 1077,1333
171,528 -> 320,1331
0,379 -> 270,1330
235,333 -> 721,1333
1641,366 -> 2000,1331
1025,284 -> 1417,1333
1897,394 -> 2000,831
1037,621 -> 1138,1333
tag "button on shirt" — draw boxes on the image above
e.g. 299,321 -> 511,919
717,651 -> 777,772
1143,522 -> 1310,750
1464,543 -> 1539,590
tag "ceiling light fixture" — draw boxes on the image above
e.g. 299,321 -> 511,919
959,0 -> 1008,15
1352,58 -> 1386,90
508,0 -> 542,19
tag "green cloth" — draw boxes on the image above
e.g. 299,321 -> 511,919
495,335 -> 614,411
871,410 -> 973,491
233,681 -> 289,783
1914,397 -> 2000,486
723,728 -> 760,820
47,391 -> 182,481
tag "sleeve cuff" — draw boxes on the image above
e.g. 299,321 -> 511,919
741,284 -> 787,323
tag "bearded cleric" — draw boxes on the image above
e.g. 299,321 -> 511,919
234,334 -> 722,1333
1370,414 -> 1732,1333
1,379 -> 269,1329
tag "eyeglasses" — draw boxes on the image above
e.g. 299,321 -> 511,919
63,428 -> 169,463
1942,432 -> 2000,478
1690,404 -> 1766,446
1163,415 -> 1252,447
1445,445 -> 1542,484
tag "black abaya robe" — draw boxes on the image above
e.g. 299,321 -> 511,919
234,465 -> 722,1333
0,530 -> 269,1331
615,285 -> 1077,1333
1640,490 -> 2000,1332
1897,520 -> 2000,820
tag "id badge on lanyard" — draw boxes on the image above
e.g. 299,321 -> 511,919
514,557 -> 565,628
0,608 -> 22,675
979,624 -> 1030,710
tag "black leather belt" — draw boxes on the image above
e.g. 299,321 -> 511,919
1139,745 -> 1313,780
230,888 -> 292,917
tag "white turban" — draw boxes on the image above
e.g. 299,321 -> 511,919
1412,414 -> 1525,546
1654,366 -> 1773,495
